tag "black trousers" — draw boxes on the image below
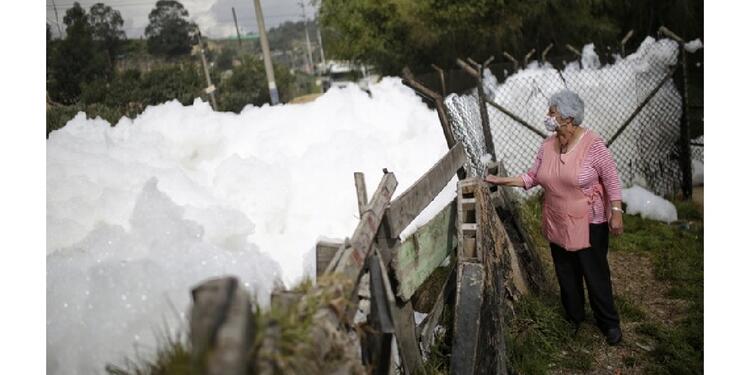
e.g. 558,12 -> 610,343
550,222 -> 620,330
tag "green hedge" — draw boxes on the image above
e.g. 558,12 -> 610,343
47,59 -> 317,136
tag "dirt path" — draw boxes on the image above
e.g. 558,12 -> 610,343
582,251 -> 690,374
538,234 -> 695,374
692,186 -> 704,213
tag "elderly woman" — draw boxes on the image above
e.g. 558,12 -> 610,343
485,89 -> 624,345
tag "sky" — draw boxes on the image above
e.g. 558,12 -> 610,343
46,0 -> 316,39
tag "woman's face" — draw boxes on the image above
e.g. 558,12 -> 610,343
548,106 -> 576,143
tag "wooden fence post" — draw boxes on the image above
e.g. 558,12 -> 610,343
449,262 -> 485,375
189,277 -> 255,375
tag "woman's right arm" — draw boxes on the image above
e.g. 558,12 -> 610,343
485,175 -> 525,186
485,145 -> 544,188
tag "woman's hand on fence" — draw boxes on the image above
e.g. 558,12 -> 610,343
609,212 -> 624,236
484,174 -> 506,185
485,174 -> 525,187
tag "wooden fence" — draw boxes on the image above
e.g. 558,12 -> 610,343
183,70 -> 547,374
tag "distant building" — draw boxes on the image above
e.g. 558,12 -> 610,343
321,60 -> 378,92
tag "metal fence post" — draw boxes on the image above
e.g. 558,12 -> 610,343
566,44 -> 582,69
478,57 -> 497,162
456,57 -> 498,162
659,26 -> 692,200
502,52 -> 518,72
541,43 -> 554,65
620,30 -> 634,57
402,67 -> 467,180
431,64 -> 447,97
523,48 -> 536,68
679,47 -> 693,199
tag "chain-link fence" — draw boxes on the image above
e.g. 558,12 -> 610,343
445,91 -> 488,177
691,135 -> 704,163
445,35 -> 701,198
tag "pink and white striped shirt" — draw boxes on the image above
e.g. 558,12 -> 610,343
521,129 -> 622,224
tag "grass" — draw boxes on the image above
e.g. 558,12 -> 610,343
610,201 -> 704,375
105,274 -> 356,374
508,193 -> 703,374
419,325 -> 452,375
105,329 -> 192,375
506,292 -> 590,374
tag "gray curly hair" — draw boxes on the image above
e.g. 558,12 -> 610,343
548,89 -> 585,125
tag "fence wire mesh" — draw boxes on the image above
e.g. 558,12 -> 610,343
464,37 -> 687,198
444,91 -> 488,177
691,135 -> 704,163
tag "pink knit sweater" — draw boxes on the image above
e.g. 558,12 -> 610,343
521,130 -> 622,224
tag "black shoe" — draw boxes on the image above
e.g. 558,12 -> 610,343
605,327 -> 622,345
570,321 -> 582,337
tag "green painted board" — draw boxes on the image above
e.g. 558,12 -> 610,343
391,199 -> 457,301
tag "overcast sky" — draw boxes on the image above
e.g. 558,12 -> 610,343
46,0 -> 317,39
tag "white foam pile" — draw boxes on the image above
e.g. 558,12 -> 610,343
622,185 -> 678,223
691,134 -> 704,186
684,38 -> 703,53
692,159 -> 704,186
46,78 -> 456,374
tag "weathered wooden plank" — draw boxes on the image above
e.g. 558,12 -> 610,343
487,161 -> 547,293
364,252 -> 395,375
369,253 -> 395,334
316,240 -> 344,279
323,239 -> 348,276
472,176 -> 528,296
391,199 -> 457,301
474,180 -> 510,374
461,223 -> 478,233
207,284 -> 254,375
417,260 -> 456,354
450,262 -> 485,375
391,301 -> 424,374
377,248 -> 424,374
385,144 -> 466,238
457,179 -> 480,263
363,330 -> 393,375
189,277 -> 237,359
332,173 -> 398,284
354,172 -> 369,216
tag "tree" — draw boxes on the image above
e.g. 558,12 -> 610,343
89,3 -> 126,66
218,57 -> 295,112
48,2 -> 109,103
318,0 -> 703,75
215,48 -> 236,71
145,0 -> 197,57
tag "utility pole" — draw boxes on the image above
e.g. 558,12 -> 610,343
232,7 -> 242,48
197,31 -> 218,110
253,0 -> 279,105
300,1 -> 315,74
51,0 -> 63,38
316,24 -> 326,67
